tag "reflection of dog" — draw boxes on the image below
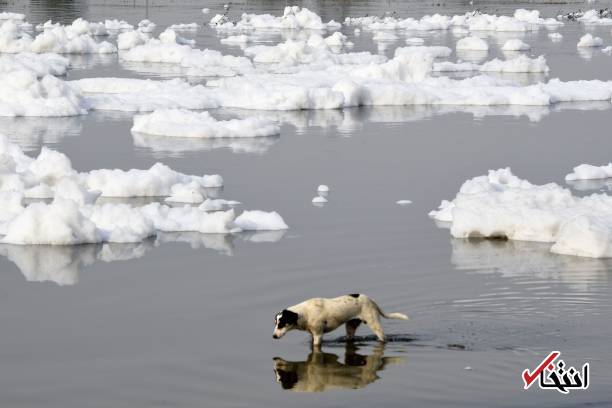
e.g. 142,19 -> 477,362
273,294 -> 408,345
273,343 -> 403,392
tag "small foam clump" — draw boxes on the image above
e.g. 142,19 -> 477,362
577,33 -> 603,47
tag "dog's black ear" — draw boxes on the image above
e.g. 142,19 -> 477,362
283,309 -> 298,324
277,309 -> 298,328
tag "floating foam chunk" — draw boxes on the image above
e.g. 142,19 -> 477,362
345,9 -> 560,34
317,185 -> 330,192
24,19 -> 117,54
345,13 -> 453,31
577,33 -> 603,47
73,43 -> 612,113
243,34 -> 366,69
2,199 -> 101,245
131,109 -> 280,138
324,32 -> 351,47
565,163 -> 612,181
119,29 -> 252,77
0,52 -> 70,76
83,162 -> 222,197
430,168 -> 612,258
548,32 -> 563,41
117,29 -> 149,50
0,135 -> 288,245
137,19 -> 156,33
551,215 -> 612,258
502,39 -> 530,51
36,18 -> 109,37
0,20 -> 35,53
71,77 -> 218,112
0,70 -> 86,117
199,198 -> 240,211
312,196 -> 327,203
104,19 -> 133,31
165,181 -> 205,203
0,191 -> 25,223
578,9 -> 612,25
210,6 -> 336,31
234,210 -> 289,230
480,55 -> 549,73
168,23 -> 198,30
396,199 -> 412,205
456,36 -> 489,50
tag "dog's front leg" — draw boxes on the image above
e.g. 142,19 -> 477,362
311,331 -> 323,346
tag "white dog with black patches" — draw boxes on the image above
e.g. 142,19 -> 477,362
273,294 -> 409,346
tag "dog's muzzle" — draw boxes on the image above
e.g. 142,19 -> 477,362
272,334 -> 279,339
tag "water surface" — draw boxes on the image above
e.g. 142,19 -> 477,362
1,1 -> 612,407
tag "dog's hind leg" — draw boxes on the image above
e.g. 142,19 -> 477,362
360,306 -> 386,342
366,316 -> 386,342
345,319 -> 361,340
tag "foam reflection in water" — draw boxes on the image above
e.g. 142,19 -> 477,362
450,238 -> 612,291
132,131 -> 280,156
0,116 -> 82,152
1,230 -> 285,285
0,242 -> 145,286
566,178 -> 612,193
273,343 -> 403,392
237,104 -> 566,131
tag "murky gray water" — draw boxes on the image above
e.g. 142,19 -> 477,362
1,0 -> 612,407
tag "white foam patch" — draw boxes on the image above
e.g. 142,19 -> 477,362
0,52 -> 70,76
456,36 -> 489,51
501,38 -> 530,51
210,6 -> 336,31
0,70 -> 85,117
566,163 -> 612,181
168,23 -> 198,31
577,33 -> 603,47
131,109 -> 281,138
234,210 -> 289,230
480,55 -> 548,73
0,134 -> 288,244
577,9 -> 612,25
119,29 -> 252,77
0,19 -> 116,54
430,168 -> 612,258
71,77 -> 218,112
345,9 -> 561,33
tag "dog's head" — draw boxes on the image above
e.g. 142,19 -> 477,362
273,309 -> 298,339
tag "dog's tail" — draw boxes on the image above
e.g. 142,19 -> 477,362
382,311 -> 409,320
372,299 -> 409,320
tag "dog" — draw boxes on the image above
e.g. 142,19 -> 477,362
273,343 -> 404,392
272,294 -> 408,346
